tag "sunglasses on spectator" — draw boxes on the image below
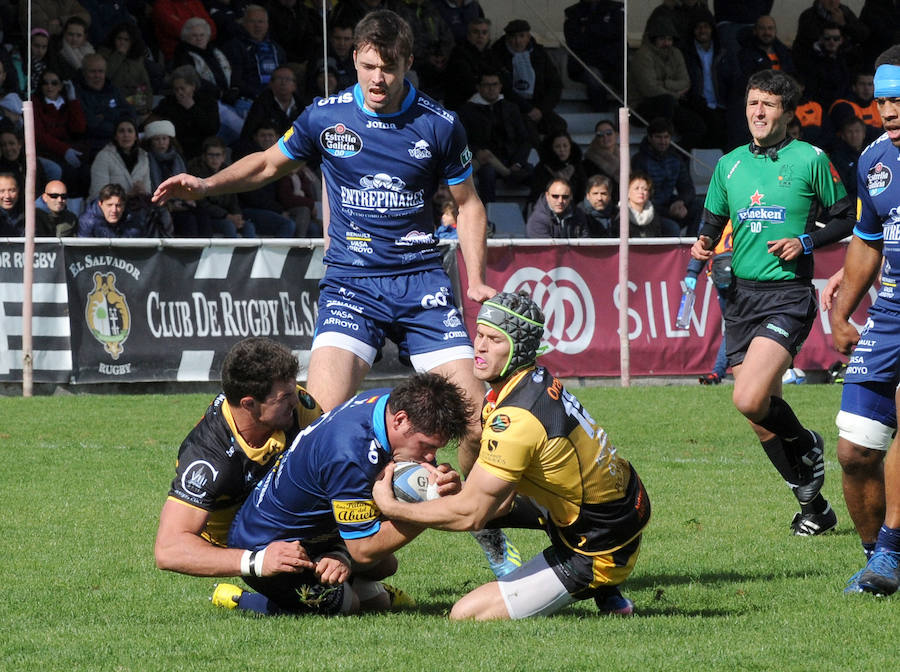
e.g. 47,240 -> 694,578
595,129 -> 614,137
548,193 -> 572,200
45,192 -> 67,199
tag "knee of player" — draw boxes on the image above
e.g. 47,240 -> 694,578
731,389 -> 768,421
836,411 -> 893,471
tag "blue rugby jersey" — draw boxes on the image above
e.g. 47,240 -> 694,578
856,133 -> 900,306
229,390 -> 393,551
278,81 -> 473,277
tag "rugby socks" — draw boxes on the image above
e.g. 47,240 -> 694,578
758,396 -> 814,456
760,436 -> 798,485
874,524 -> 900,554
236,591 -> 279,616
863,541 -> 877,561
760,435 -> 827,514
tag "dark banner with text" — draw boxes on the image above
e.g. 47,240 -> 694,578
65,245 -> 322,383
460,243 -> 873,378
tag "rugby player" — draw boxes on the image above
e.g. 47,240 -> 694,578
372,292 -> 651,620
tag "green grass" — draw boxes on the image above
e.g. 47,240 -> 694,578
1,385 -> 897,671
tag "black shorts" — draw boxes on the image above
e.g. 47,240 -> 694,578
245,569 -> 349,615
724,279 -> 817,367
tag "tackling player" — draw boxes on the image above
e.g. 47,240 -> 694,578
830,47 -> 900,595
152,9 -> 519,577
154,338 -> 322,579
372,292 -> 651,620
691,69 -> 855,535
224,373 -> 470,615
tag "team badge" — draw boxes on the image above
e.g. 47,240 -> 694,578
867,162 -> 892,197
320,123 -> 362,158
490,414 -> 511,432
408,139 -> 432,159
85,272 -> 131,360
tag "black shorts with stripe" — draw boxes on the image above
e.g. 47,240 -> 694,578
724,278 -> 817,367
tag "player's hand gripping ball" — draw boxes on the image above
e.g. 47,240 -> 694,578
392,462 -> 439,502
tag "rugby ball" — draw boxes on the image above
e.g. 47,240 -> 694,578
782,368 -> 807,385
392,461 -> 438,502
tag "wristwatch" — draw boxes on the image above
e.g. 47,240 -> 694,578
798,233 -> 814,255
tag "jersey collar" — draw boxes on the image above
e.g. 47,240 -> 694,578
353,79 -> 417,118
371,393 -> 391,454
222,400 -> 285,466
749,135 -> 793,161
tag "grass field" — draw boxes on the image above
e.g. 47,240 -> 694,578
1,384 -> 897,671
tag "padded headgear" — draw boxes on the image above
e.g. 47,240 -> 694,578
476,291 -> 545,378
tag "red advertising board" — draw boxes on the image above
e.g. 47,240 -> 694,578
459,242 -> 874,377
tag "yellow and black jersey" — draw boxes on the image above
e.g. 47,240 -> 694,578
478,366 -> 650,555
167,386 -> 322,546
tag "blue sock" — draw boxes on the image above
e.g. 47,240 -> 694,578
874,525 -> 900,554
863,541 -> 876,561
237,591 -> 279,615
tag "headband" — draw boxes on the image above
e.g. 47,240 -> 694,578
874,64 -> 900,98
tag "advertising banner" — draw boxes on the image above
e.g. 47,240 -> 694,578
460,242 -> 873,378
65,245 -> 323,383
0,242 -> 71,383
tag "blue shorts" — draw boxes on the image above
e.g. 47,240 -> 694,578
312,269 -> 474,370
837,304 -> 900,450
843,303 -> 900,386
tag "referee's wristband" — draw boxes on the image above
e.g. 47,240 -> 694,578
240,549 -> 266,577
798,233 -> 814,255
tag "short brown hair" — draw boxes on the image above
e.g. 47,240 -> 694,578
98,183 -> 126,202
221,337 -> 299,403
354,10 -> 413,66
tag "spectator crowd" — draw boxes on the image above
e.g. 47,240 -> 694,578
0,0 -> 890,239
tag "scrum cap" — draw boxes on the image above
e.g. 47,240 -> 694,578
476,291 -> 545,378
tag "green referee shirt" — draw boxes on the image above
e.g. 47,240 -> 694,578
703,140 -> 846,282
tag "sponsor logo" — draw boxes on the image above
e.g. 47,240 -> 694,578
860,317 -> 874,336
487,439 -> 498,452
409,139 -> 432,159
416,97 -> 454,123
868,162 -> 892,197
443,309 -> 462,328
340,173 -> 425,214
322,317 -> 359,330
85,272 -> 131,360
460,146 -> 472,167
332,499 -> 379,524
282,127 -> 294,142
316,92 -> 353,106
348,239 -> 374,254
397,230 -> 434,246
366,119 -> 397,129
502,266 -> 595,356
420,288 -> 450,308
490,414 -> 511,432
443,330 -> 468,340
766,323 -> 789,337
181,459 -> 218,498
320,123 -> 362,158
325,298 -> 364,313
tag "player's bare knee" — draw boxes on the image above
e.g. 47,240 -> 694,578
732,389 -> 767,421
